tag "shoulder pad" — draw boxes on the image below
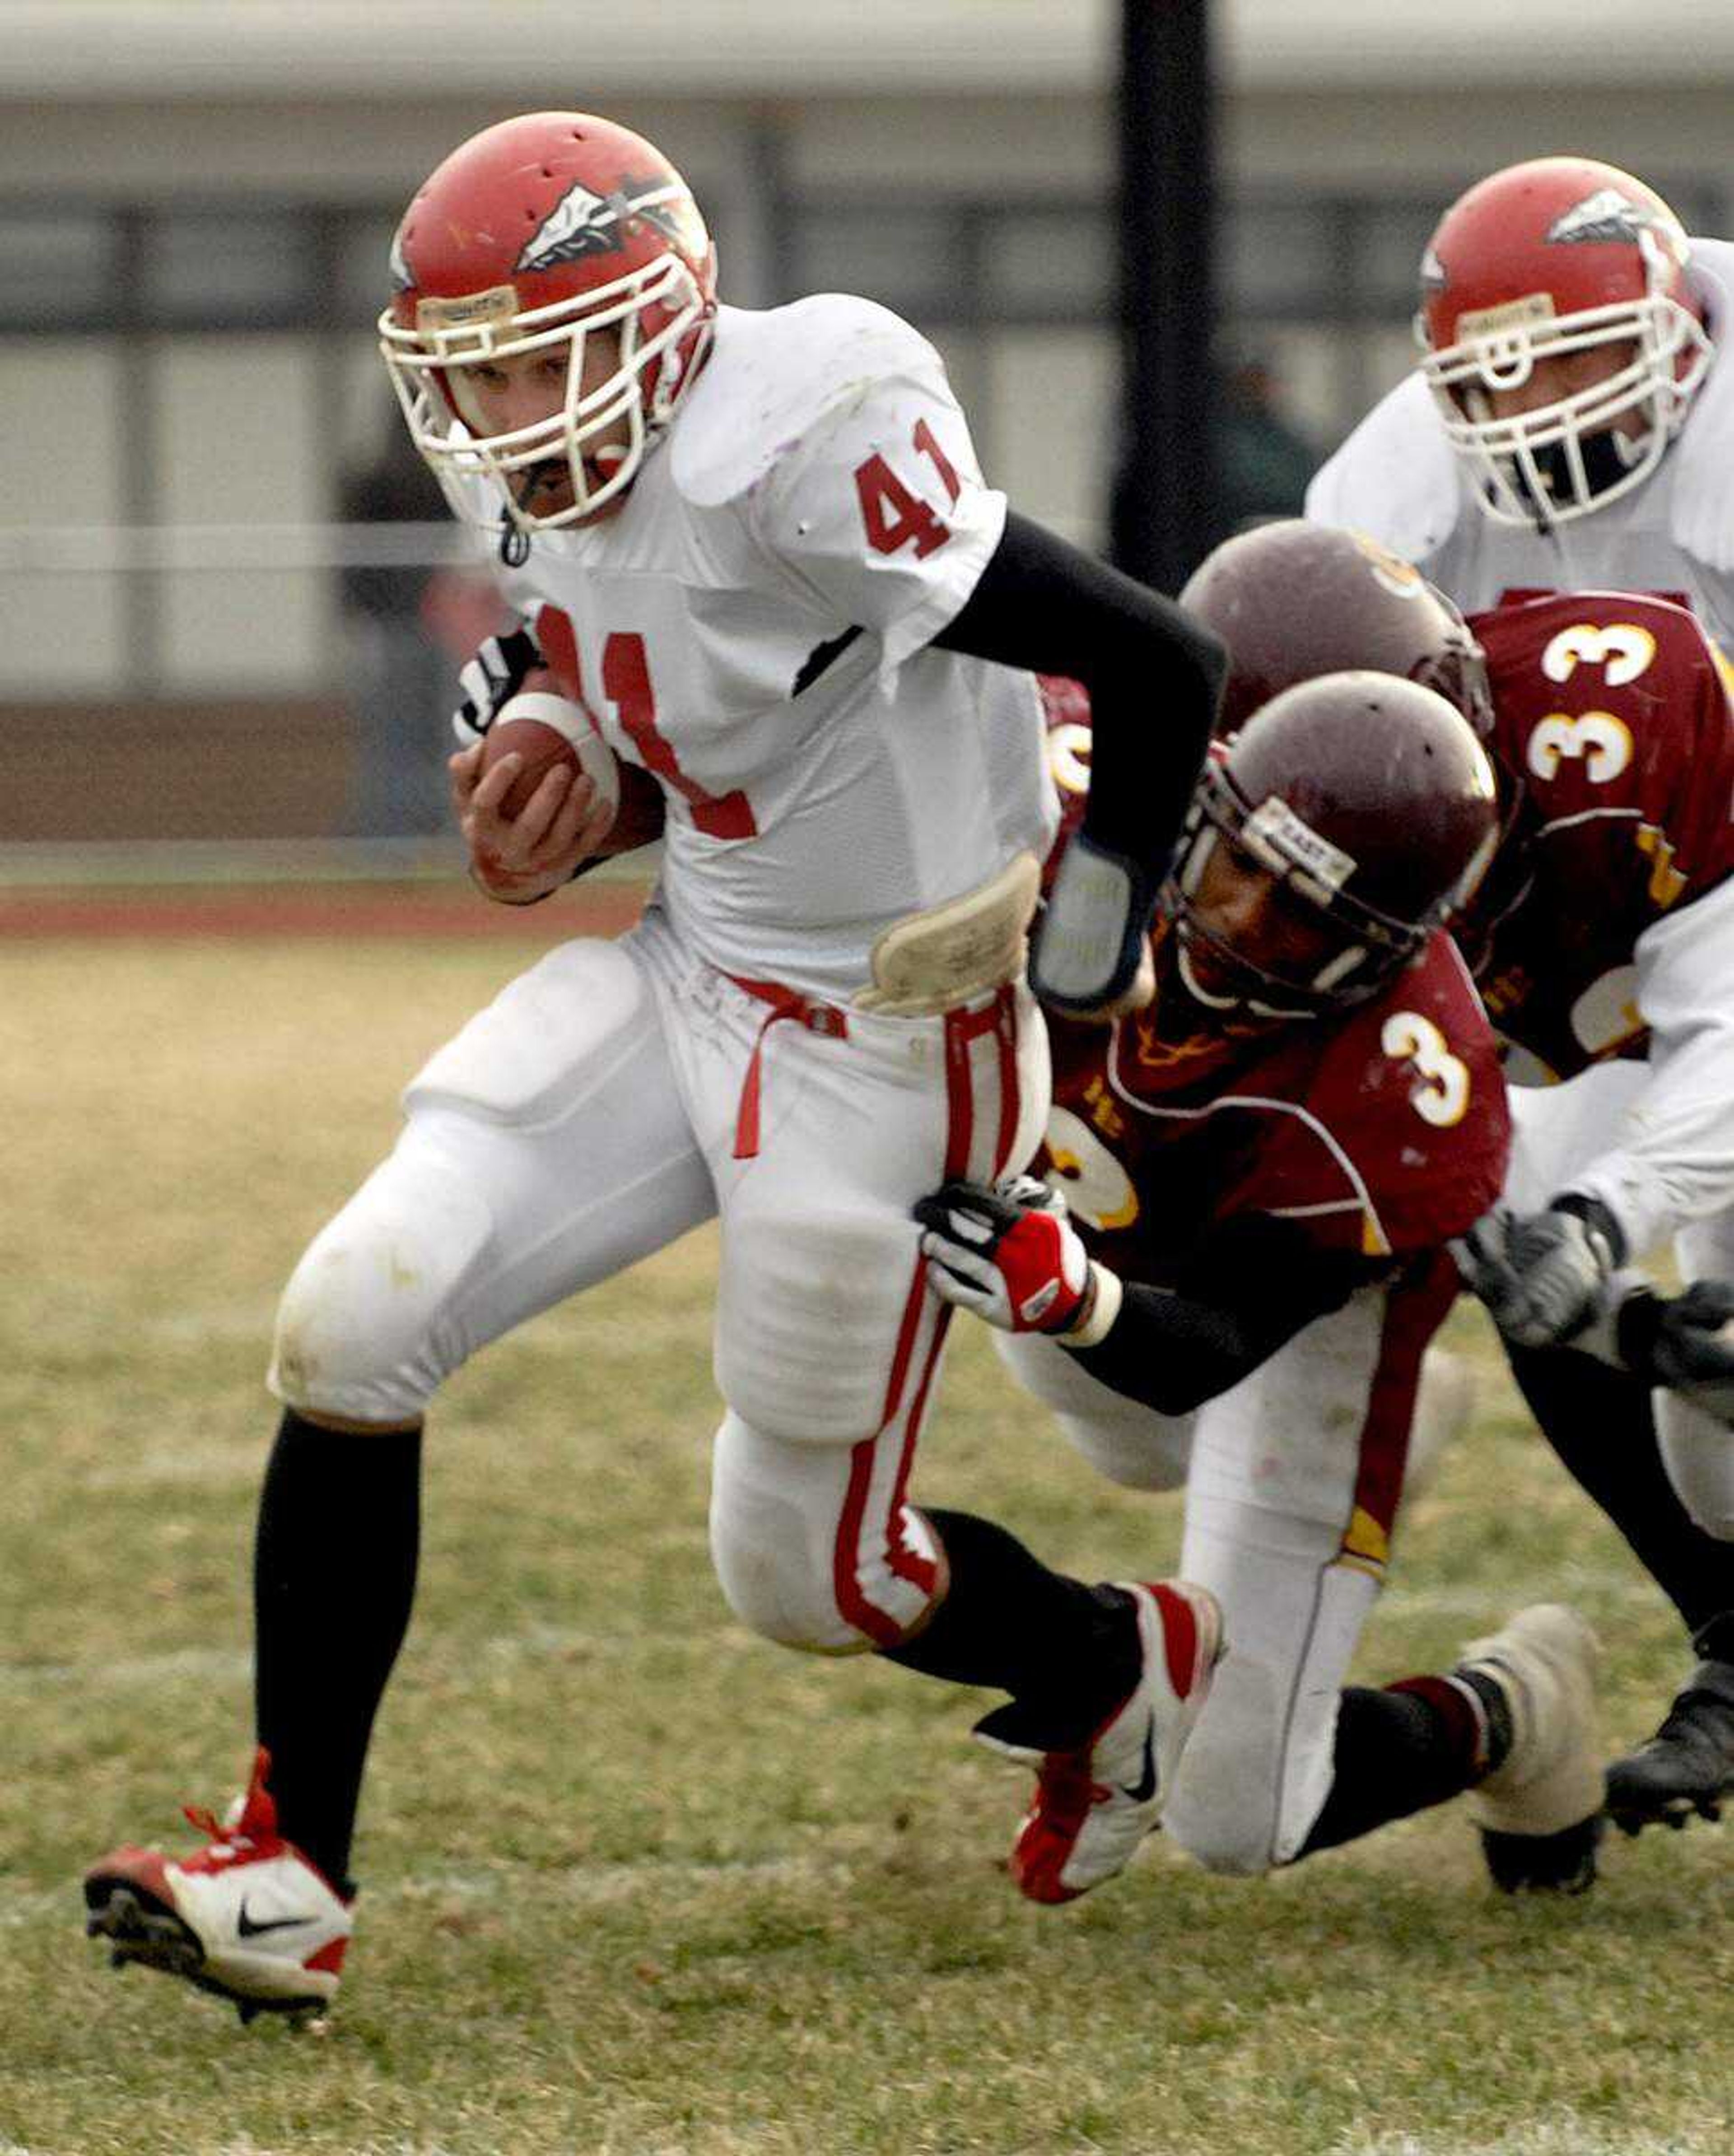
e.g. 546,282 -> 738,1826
669,295 -> 950,509
1670,238 -> 1734,575
1474,586 -> 1719,694
1304,372 -> 1464,568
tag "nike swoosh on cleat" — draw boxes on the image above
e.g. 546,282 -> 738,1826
237,1900 -> 317,1939
1118,1719 -> 1159,1805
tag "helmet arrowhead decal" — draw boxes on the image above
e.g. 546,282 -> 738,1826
1546,188 -> 1657,247
516,175 -> 685,274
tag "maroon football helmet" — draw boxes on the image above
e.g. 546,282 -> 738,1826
1165,671 -> 1500,1016
1179,520 -> 1494,739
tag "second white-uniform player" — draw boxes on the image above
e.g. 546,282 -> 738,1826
1307,158 -> 1734,1828
1307,157 -> 1734,643
83,109 -> 1229,2022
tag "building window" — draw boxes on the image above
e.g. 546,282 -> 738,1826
0,209 -> 117,330
142,209 -> 317,330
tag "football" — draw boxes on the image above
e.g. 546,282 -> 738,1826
480,690 -> 620,823
478,691 -> 667,857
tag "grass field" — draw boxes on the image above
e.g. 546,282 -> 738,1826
5,921 -> 1734,2156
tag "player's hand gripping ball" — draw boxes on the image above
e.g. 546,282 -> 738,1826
477,690 -> 666,853
479,690 -> 622,824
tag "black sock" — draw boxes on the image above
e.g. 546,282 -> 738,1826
1506,1343 -> 1734,1640
1296,1674 -> 1489,1858
879,1508 -> 1140,1748
253,1407 -> 422,1892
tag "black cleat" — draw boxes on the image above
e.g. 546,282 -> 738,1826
1606,1660 -> 1734,1835
1479,1812 -> 1603,1895
86,1882 -> 204,1979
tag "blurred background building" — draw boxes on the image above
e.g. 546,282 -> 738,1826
3,0 -> 1730,858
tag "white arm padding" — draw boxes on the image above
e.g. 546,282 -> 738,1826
1567,873 -> 1734,1257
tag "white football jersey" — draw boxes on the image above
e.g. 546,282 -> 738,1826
1305,237 -> 1734,647
486,294 -> 1055,998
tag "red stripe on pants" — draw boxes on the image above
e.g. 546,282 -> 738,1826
833,987 -> 1027,1644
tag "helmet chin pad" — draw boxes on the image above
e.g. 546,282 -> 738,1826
1506,427 -> 1644,520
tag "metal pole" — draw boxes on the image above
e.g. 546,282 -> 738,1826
1110,0 -> 1221,592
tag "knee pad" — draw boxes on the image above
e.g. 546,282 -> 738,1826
1167,1701 -> 1326,1877
708,1411 -> 933,1653
994,1331 -> 1193,1490
269,1146 -> 496,1425
1167,1810 -> 1279,1878
1165,1540 -> 1372,1876
1658,1388 -> 1734,1543
1054,1410 -> 1193,1492
1164,1697 -> 1286,1878
1656,1215 -> 1734,1541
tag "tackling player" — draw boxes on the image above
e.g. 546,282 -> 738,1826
1306,161 -> 1734,1830
918,615 -> 1617,1901
79,110 -> 1229,2021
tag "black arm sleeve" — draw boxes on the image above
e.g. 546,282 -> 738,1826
931,510 -> 1226,877
1068,1213 -> 1392,1416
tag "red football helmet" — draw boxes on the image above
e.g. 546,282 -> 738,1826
1165,672 -> 1500,1017
1179,520 -> 1493,739
379,112 -> 718,532
1414,157 -> 1711,527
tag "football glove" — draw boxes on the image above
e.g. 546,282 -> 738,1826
1029,834 -> 1157,1017
1453,1196 -> 1624,1349
1612,1280 -> 1734,1423
453,624 -> 544,747
916,1174 -> 1109,1338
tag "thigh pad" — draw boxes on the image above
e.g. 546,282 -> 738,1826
406,938 -> 650,1129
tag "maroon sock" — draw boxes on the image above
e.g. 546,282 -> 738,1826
1294,1671 -> 1496,1860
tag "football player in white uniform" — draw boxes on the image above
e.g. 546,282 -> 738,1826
1307,156 -> 1734,642
1309,154 -> 1734,1828
81,111 -> 1229,2021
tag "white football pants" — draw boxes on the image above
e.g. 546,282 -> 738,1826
997,1261 -> 1452,1874
270,906 -> 1048,1652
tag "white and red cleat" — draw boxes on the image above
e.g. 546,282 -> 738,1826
978,1580 -> 1223,1905
83,1748 -> 352,2023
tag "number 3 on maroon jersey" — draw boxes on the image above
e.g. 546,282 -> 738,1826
854,419 -> 963,559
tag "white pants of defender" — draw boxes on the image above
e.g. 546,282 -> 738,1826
269,904 -> 1047,1653
998,1279 -> 1438,1875
1502,1062 -> 1734,1544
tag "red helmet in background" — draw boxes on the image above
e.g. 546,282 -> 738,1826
1414,156 -> 1711,527
379,112 -> 718,532
1179,520 -> 1493,740
1166,672 -> 1501,1018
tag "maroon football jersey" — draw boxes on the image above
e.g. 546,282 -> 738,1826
1038,672 -> 1092,896
1041,922 -> 1510,1290
1465,591 -> 1734,1080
